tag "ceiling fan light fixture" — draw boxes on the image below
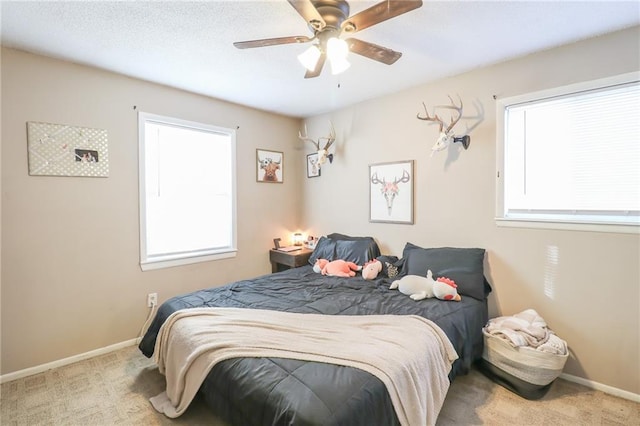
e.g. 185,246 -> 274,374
330,57 -> 350,75
327,37 -> 349,61
326,37 -> 350,75
298,45 -> 321,71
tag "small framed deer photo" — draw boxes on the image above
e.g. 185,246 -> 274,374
307,153 -> 321,178
369,160 -> 414,224
256,149 -> 283,183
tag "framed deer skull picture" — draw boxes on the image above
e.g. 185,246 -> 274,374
256,149 -> 283,183
307,153 -> 321,178
369,160 -> 414,224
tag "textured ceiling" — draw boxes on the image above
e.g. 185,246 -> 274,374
2,1 -> 639,118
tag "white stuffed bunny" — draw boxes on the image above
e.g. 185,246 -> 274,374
390,270 -> 461,301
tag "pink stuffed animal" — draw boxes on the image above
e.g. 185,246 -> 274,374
362,259 -> 383,280
313,259 -> 362,277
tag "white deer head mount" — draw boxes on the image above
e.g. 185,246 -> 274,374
299,121 -> 336,166
417,95 -> 470,156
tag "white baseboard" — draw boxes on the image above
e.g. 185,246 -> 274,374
2,341 -> 639,404
559,372 -> 640,403
0,338 -> 139,384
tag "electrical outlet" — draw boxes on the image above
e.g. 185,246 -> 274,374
147,292 -> 158,308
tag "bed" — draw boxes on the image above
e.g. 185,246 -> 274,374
139,235 -> 491,425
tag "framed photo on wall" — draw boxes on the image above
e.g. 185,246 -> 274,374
369,160 -> 414,224
256,149 -> 283,183
307,153 -> 321,178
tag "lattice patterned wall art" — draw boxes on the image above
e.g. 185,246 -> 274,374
27,121 -> 109,177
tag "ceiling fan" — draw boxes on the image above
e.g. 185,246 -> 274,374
233,0 -> 423,78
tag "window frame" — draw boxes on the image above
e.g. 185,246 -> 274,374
495,72 -> 640,234
138,111 -> 238,271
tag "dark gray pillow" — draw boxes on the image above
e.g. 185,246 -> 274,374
327,233 -> 365,240
334,239 -> 375,265
400,243 -> 490,300
327,233 -> 381,263
308,236 -> 337,265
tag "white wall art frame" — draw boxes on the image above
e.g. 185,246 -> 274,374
369,160 -> 414,224
307,152 -> 321,178
27,121 -> 109,177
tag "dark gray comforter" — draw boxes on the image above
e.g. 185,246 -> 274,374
139,266 -> 488,425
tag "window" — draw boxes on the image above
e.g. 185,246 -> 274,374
138,112 -> 237,270
496,73 -> 640,233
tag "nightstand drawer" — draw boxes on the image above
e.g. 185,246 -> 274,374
270,248 -> 313,273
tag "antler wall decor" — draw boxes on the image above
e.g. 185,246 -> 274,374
417,95 -> 470,156
299,121 -> 336,166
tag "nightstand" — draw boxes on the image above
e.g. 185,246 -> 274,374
269,248 -> 313,273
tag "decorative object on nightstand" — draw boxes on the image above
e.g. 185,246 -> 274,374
273,238 -> 282,249
304,236 -> 317,250
270,247 -> 313,273
273,236 -> 302,253
293,232 -> 304,246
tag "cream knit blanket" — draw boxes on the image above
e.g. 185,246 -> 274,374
484,308 -> 567,355
150,307 -> 458,426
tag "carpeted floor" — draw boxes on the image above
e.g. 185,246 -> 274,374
1,344 -> 638,425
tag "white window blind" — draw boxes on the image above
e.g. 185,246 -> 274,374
138,112 -> 237,270
498,74 -> 640,230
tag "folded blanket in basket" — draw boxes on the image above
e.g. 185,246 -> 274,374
484,309 -> 567,355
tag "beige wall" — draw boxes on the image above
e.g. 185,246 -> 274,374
1,48 -> 302,374
302,26 -> 640,395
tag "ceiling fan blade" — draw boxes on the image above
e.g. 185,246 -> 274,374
234,36 -> 312,49
347,38 -> 402,65
304,52 -> 327,79
342,0 -> 423,34
287,0 -> 326,30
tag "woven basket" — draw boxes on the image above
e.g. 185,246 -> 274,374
482,330 -> 568,386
